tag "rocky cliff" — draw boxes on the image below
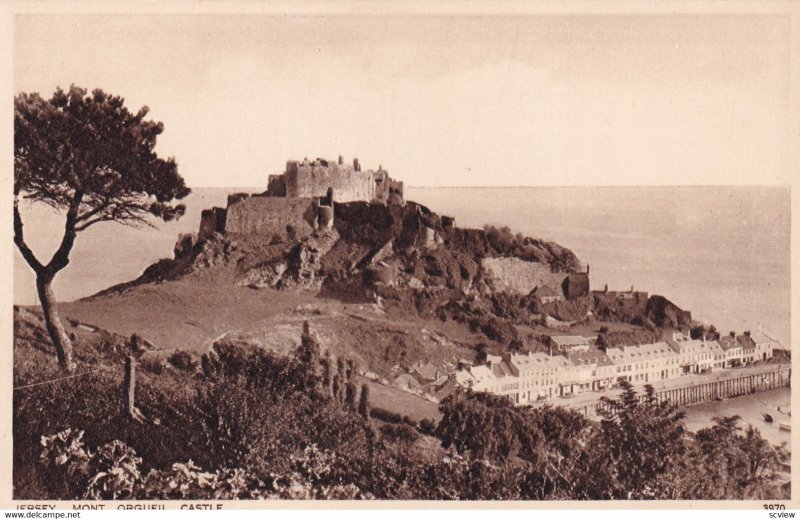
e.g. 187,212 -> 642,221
99,199 -> 583,303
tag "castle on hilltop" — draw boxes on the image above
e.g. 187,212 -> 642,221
195,156 -> 404,243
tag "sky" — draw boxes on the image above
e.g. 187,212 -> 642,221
13,13 -> 793,188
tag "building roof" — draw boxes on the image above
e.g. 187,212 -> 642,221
393,373 -> 422,388
676,339 -> 707,354
453,370 -> 477,387
551,335 -> 593,348
567,348 -> 612,367
719,336 -> 739,351
468,365 -> 496,384
736,335 -> 756,350
605,342 -> 677,364
749,330 -> 778,346
510,352 -> 569,371
491,362 -> 515,378
412,362 -> 438,381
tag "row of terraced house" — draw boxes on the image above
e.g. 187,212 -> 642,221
452,329 -> 779,405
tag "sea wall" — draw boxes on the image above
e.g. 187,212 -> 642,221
225,196 -> 317,239
480,257 -> 566,296
595,368 -> 791,414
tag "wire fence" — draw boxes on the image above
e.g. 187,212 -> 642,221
13,367 -> 111,391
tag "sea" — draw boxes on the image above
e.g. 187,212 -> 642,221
13,186 -> 791,347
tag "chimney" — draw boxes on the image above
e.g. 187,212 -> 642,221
338,154 -> 343,165
729,331 -> 735,338
744,330 -> 751,337
630,285 -> 634,293
353,158 -> 360,171
586,264 -> 590,275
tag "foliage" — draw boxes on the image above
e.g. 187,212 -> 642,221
437,390 -> 527,462
14,86 -> 189,371
18,321 -> 790,501
671,416 -> 790,499
380,423 -> 420,444
15,86 -> 189,228
41,429 -> 369,500
595,381 -> 687,498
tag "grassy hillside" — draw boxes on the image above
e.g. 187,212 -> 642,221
14,307 -> 789,500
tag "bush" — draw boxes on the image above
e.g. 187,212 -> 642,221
369,407 -> 403,424
418,418 -> 436,435
380,423 -> 420,444
168,350 -> 196,371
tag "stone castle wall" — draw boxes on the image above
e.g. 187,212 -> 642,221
265,158 -> 403,204
285,161 -> 376,202
193,156 -> 406,245
198,207 -> 227,241
225,196 -> 317,239
480,257 -> 568,296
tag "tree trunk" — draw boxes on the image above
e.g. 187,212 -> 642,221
36,275 -> 75,372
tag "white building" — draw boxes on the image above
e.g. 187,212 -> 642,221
750,329 -> 778,362
509,352 -> 569,403
719,334 -> 744,367
450,328 -> 777,405
604,343 -> 679,385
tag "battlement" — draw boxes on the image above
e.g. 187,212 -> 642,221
265,156 -> 404,204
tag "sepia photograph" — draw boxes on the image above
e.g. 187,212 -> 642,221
4,2 -> 797,508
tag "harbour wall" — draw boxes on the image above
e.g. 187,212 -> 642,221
595,367 -> 791,415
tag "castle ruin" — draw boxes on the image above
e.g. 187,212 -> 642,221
196,156 -> 404,242
266,156 -> 404,204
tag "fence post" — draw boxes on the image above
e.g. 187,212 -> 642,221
125,356 -> 137,417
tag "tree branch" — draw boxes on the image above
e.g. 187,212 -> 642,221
45,190 -> 83,274
13,199 -> 44,273
74,214 -> 115,232
75,197 -> 110,224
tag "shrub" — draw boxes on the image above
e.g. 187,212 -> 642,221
370,407 -> 403,424
380,423 -> 420,444
168,350 -> 196,371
